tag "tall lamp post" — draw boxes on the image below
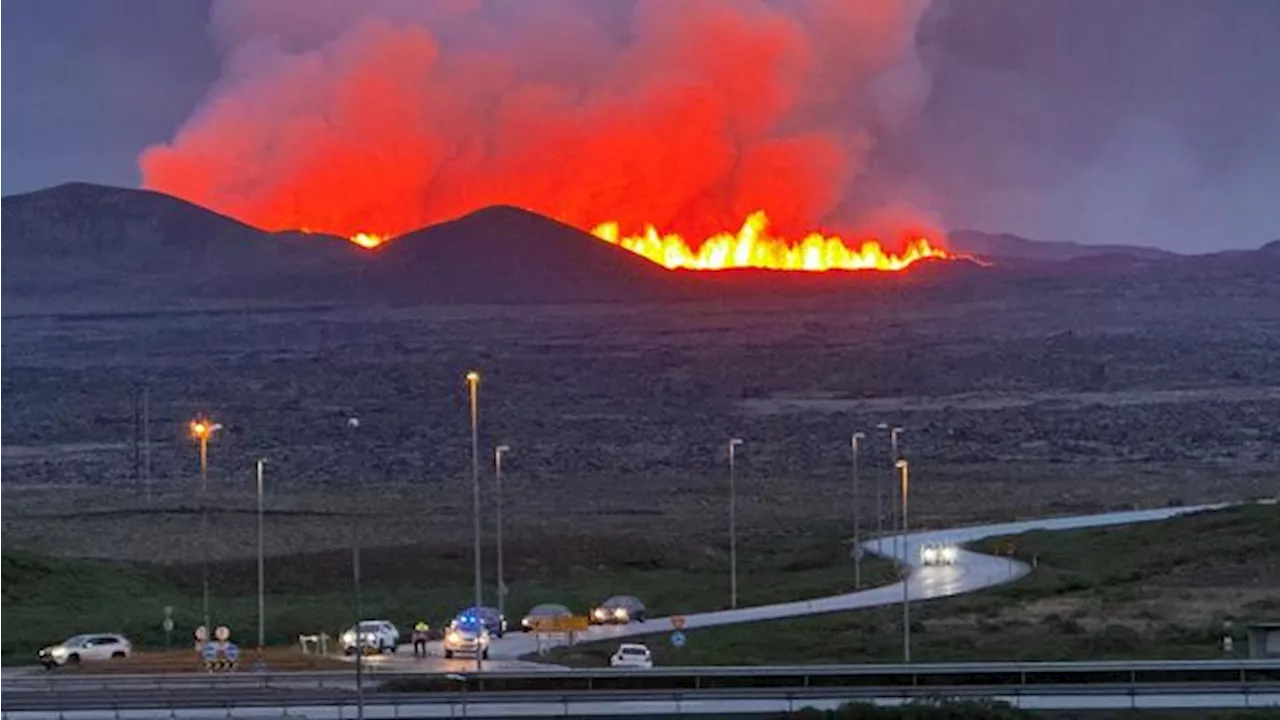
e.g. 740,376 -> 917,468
494,444 -> 511,621
465,371 -> 483,671
727,438 -> 744,609
851,432 -> 866,589
896,458 -> 911,664
877,424 -> 904,556
346,416 -> 365,717
256,458 -> 267,651
190,418 -> 223,638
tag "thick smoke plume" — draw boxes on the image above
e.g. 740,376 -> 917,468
141,0 -> 934,242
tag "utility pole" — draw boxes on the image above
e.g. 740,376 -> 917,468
495,445 -> 511,622
897,458 -> 911,664
256,459 -> 266,651
466,371 -> 483,672
851,432 -> 865,589
728,438 -> 744,609
142,387 -> 151,504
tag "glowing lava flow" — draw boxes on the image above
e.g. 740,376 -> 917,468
592,212 -> 951,271
350,233 -> 386,249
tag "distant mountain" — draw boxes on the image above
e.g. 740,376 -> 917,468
1,182 -> 364,313
370,205 -> 679,303
947,229 -> 1175,263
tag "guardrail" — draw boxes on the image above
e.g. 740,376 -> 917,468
3,684 -> 1280,717
6,659 -> 1278,696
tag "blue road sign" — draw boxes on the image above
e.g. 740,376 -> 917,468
224,643 -> 240,663
201,643 -> 218,662
670,631 -> 687,648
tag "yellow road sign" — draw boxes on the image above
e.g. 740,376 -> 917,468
532,616 -> 590,633
670,615 -> 687,630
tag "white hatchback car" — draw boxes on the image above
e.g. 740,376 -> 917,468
39,634 -> 132,668
341,620 -> 401,655
609,643 -> 653,669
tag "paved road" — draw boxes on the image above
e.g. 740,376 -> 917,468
350,502 -> 1235,669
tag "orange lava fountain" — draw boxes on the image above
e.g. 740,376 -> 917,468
591,211 -> 952,271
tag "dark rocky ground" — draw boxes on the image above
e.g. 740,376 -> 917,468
3,273 -> 1277,562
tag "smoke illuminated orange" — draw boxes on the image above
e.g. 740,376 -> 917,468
591,211 -> 952,271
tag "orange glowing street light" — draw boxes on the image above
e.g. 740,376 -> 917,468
189,417 -> 223,641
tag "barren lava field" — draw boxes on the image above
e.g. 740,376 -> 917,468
2,269 -> 1277,566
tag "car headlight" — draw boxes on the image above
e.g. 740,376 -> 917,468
342,632 -> 356,644
942,547 -> 958,562
593,608 -> 607,619
51,647 -> 69,659
615,608 -> 629,619
446,631 -> 460,643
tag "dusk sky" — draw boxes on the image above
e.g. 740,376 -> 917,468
4,0 -> 1278,253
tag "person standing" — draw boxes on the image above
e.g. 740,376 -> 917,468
412,620 -> 430,657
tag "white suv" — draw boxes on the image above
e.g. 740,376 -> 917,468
609,643 -> 653,669
341,620 -> 401,655
39,634 -> 132,668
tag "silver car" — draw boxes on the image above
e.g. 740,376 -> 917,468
521,603 -> 572,632
39,634 -> 132,668
591,595 -> 646,624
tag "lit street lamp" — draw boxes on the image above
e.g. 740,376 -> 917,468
727,438 -> 744,609
256,458 -> 266,651
494,444 -> 511,621
851,432 -> 866,589
465,371 -> 483,672
877,423 -> 904,556
189,418 -> 223,639
896,458 -> 911,663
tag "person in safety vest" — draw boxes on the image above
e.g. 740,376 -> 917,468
412,621 -> 430,657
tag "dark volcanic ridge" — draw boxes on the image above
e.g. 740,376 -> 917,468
2,182 -> 1276,312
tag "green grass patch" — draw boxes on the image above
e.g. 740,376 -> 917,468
1,524 -> 895,663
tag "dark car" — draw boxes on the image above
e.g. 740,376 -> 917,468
591,595 -> 646,624
452,606 -> 508,638
521,603 -> 573,632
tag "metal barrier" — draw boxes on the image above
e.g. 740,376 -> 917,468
5,658 -> 1278,697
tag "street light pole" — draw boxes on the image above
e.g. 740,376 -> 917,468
346,416 -> 365,715
256,459 -> 266,651
851,432 -> 865,589
190,418 -> 222,639
728,438 -> 744,609
466,371 -> 483,672
494,445 -> 511,622
896,458 -> 911,664
877,424 -> 904,557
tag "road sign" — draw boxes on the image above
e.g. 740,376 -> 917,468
214,625 -> 231,642
670,631 -> 687,648
533,616 -> 590,633
670,615 -> 687,630
162,618 -> 174,632
200,643 -> 218,662
194,626 -> 209,642
224,643 -> 240,663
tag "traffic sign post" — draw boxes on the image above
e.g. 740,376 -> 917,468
670,631 -> 687,648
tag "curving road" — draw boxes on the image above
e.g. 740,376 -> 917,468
351,502 -> 1238,671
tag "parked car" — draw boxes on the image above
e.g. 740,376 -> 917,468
39,634 -> 132,668
443,619 -> 491,659
609,643 -> 653,669
453,606 -> 508,638
591,595 -> 646,624
521,603 -> 573,632
341,620 -> 401,655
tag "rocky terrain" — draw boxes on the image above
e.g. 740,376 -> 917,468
2,183 -> 1277,563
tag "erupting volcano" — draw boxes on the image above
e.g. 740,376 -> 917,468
140,1 -> 955,276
